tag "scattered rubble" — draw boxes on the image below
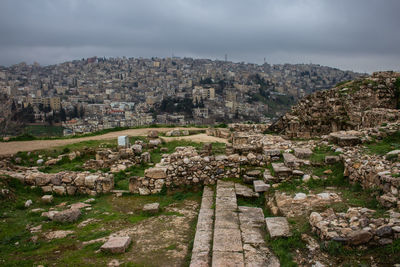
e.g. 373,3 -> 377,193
268,191 -> 342,217
310,207 -> 400,246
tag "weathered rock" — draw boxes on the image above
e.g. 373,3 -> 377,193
253,180 -> 269,193
45,230 -> 74,240
147,130 -> 159,139
235,183 -> 259,198
101,236 -> 132,254
265,217 -> 291,238
52,209 -> 81,223
348,230 -> 372,245
376,225 -> 392,237
41,195 -> 54,204
85,175 -> 98,189
294,148 -> 313,159
142,203 -> 160,214
144,167 -> 167,179
41,210 -> 59,220
141,152 -> 151,163
271,163 -> 292,177
246,169 -> 261,177
325,155 -> 340,164
132,144 -> 143,154
149,139 -> 162,148
53,186 -> 66,195
24,199 -> 33,208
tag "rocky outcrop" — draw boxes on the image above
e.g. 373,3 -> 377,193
270,72 -> 400,138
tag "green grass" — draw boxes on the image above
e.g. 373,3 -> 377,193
365,131 -> 400,155
309,145 -> 340,163
24,125 -> 64,137
0,175 -> 202,267
267,218 -> 308,267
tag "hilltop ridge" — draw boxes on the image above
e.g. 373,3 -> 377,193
269,71 -> 400,138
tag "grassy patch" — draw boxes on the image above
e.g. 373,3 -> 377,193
267,218 -> 308,266
0,177 -> 202,266
310,145 -> 340,163
365,131 -> 400,155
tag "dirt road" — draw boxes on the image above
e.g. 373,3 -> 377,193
0,128 -> 228,155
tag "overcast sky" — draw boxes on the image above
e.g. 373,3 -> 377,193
0,0 -> 399,73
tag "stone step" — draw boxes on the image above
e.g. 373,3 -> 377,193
212,180 -> 244,267
190,186 -> 215,267
271,163 -> 292,178
293,147 -> 313,159
238,206 -> 280,267
253,180 -> 270,193
283,153 -> 310,169
235,183 -> 259,198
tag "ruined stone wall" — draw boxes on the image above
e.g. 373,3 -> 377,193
129,146 -> 267,195
0,170 -> 114,196
342,152 -> 400,208
228,123 -> 271,133
270,72 -> 400,138
206,128 -> 231,139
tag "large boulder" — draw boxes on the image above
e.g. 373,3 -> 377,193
52,209 -> 81,223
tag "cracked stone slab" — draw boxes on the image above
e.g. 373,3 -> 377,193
265,217 -> 291,238
196,209 -> 214,232
238,206 -> 265,225
201,195 -> 214,210
212,251 -> 244,267
190,251 -> 211,267
217,186 -> 236,198
100,236 -> 131,254
253,180 -> 270,192
203,186 -> 214,197
243,243 -> 280,267
192,229 -> 213,253
235,183 -> 259,198
213,227 -> 243,252
215,209 -> 240,229
215,196 -> 237,211
271,163 -> 292,177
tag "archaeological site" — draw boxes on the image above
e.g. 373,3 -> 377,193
1,71 -> 400,266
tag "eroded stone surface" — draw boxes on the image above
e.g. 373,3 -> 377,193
101,236 -> 132,254
265,217 -> 291,238
143,203 -> 160,214
212,251 -> 244,267
253,180 -> 269,193
52,208 -> 81,223
235,183 -> 259,198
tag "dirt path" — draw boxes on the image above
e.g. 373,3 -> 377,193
0,128 -> 228,155
161,133 -> 228,144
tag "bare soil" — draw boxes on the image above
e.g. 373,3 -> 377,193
0,128 -> 227,155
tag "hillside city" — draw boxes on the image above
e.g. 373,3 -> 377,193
0,57 -> 361,136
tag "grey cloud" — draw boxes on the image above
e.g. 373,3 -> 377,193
0,0 -> 399,73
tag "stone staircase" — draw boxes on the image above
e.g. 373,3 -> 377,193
190,181 -> 280,267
